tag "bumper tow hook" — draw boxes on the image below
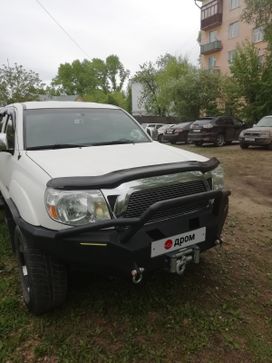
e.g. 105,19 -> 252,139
215,237 -> 224,247
176,256 -> 187,275
131,267 -> 145,284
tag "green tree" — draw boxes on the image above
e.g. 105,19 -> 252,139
230,42 -> 264,122
134,54 -> 223,120
53,59 -> 99,95
242,0 -> 272,43
0,63 -> 44,105
105,55 -> 130,92
134,62 -> 164,116
53,55 -> 129,96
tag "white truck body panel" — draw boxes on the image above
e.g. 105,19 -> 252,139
0,101 -> 207,230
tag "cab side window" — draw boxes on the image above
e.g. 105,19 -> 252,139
5,116 -> 16,150
216,118 -> 225,126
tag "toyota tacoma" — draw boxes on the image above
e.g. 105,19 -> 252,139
0,102 -> 230,314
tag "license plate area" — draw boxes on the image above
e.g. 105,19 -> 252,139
245,137 -> 255,142
151,227 -> 206,258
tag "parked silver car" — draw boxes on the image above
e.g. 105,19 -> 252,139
239,115 -> 272,149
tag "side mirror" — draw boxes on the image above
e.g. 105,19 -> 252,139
0,133 -> 8,152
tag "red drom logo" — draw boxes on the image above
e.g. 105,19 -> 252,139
164,239 -> 173,250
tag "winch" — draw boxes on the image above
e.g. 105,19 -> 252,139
168,246 -> 200,275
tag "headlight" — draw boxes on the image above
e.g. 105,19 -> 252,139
210,165 -> 224,190
45,189 -> 111,226
202,123 -> 213,129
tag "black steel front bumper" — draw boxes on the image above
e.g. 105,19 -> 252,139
17,189 -> 230,276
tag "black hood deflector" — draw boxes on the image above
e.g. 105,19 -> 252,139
47,157 -> 220,190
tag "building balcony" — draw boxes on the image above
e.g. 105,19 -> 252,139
201,0 -> 223,30
200,40 -> 222,55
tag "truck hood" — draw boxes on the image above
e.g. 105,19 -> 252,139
26,142 -> 207,178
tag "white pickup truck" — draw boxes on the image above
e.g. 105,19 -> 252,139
0,102 -> 230,314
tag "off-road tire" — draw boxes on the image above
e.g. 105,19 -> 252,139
240,142 -> 249,149
214,134 -> 225,147
14,226 -> 67,315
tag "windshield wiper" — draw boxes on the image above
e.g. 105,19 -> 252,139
27,143 -> 90,150
90,139 -> 135,146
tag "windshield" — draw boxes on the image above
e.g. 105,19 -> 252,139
257,116 -> 272,127
194,118 -> 214,124
175,122 -> 191,128
24,108 -> 150,150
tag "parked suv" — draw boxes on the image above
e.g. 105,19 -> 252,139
239,115 -> 272,149
0,102 -> 230,314
188,116 -> 245,147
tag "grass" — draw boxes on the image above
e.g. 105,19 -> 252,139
0,145 -> 272,362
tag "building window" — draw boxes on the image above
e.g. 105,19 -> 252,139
228,50 -> 236,63
229,0 -> 240,10
208,56 -> 217,69
252,27 -> 264,43
209,31 -> 217,43
228,21 -> 239,39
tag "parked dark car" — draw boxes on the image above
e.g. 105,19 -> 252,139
163,122 -> 193,144
188,116 -> 245,147
157,124 -> 174,142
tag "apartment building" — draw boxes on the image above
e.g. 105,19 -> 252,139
199,0 -> 267,73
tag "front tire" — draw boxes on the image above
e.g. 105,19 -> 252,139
214,134 -> 225,147
240,142 -> 249,149
14,226 -> 67,315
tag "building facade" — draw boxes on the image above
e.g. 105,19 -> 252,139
199,0 -> 267,74
131,81 -> 149,116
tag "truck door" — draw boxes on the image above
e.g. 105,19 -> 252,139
0,110 -> 17,200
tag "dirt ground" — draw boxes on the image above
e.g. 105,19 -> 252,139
0,144 -> 272,362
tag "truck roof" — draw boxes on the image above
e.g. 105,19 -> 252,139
20,101 -> 120,110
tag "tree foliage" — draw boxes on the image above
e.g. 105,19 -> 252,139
242,0 -> 272,43
229,42 -> 272,122
134,54 -> 222,120
53,55 -> 129,96
0,63 -> 44,105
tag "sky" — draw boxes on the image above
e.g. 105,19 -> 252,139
0,0 -> 201,83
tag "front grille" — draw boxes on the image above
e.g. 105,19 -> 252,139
244,132 -> 260,137
123,180 -> 208,221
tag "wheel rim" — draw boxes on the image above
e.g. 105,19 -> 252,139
16,236 -> 31,304
217,135 -> 224,146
